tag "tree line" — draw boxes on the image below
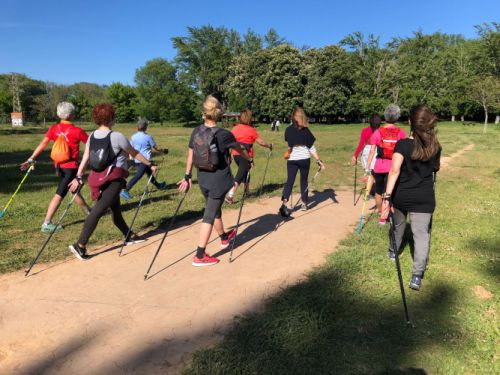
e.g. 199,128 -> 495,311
1,24 -> 498,125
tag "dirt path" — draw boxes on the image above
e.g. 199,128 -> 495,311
440,143 -> 474,168
0,188 -> 362,374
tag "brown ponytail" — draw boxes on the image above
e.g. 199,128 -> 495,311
410,106 -> 440,161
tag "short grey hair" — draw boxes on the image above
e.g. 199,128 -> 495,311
57,102 -> 75,120
384,104 -> 401,123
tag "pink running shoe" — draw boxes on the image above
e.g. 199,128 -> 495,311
192,253 -> 220,267
220,228 -> 236,249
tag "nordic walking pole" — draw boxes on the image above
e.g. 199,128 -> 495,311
0,164 -> 34,219
118,174 -> 154,256
353,158 -> 358,206
257,148 -> 272,197
388,206 -> 411,325
144,190 -> 188,280
25,184 -> 83,276
357,174 -> 373,235
229,171 -> 251,262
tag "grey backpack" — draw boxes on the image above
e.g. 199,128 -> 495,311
192,126 -> 220,171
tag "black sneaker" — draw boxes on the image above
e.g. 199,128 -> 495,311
388,249 -> 396,261
409,275 -> 422,291
69,243 -> 89,261
125,232 -> 146,245
279,204 -> 291,218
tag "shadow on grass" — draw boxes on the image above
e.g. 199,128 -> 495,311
185,267 -> 459,375
466,236 -> 500,282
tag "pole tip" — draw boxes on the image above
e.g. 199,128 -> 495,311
144,275 -> 148,281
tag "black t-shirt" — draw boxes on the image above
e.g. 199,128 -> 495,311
188,125 -> 237,198
392,138 -> 441,213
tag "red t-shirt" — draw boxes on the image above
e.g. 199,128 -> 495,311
231,124 -> 259,157
45,122 -> 88,169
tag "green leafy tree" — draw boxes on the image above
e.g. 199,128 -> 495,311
303,46 -> 355,122
469,75 -> 500,132
106,83 -> 137,122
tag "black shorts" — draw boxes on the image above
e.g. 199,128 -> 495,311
371,171 -> 388,195
56,168 -> 77,198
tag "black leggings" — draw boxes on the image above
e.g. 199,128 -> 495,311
282,159 -> 310,203
78,180 -> 129,246
200,187 -> 224,225
371,171 -> 388,195
234,155 -> 251,185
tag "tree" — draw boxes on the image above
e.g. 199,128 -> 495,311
172,26 -> 241,100
264,28 -> 286,49
135,58 -> 198,123
469,75 -> 500,133
303,46 -> 355,122
106,83 -> 137,122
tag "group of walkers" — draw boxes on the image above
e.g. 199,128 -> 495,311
19,97 -> 440,291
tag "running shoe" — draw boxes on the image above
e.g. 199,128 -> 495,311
378,217 -> 386,225
409,275 -> 422,291
300,203 -> 308,211
192,253 -> 220,267
125,232 -> 146,245
41,222 -> 63,233
279,204 -> 291,218
68,243 -> 89,261
220,228 -> 236,249
388,249 -> 396,261
157,182 -> 167,190
120,190 -> 132,200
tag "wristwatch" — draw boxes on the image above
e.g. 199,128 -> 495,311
184,173 -> 192,181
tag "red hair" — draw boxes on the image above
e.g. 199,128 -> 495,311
92,103 -> 115,126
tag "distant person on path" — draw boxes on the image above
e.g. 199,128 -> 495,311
366,104 -> 407,224
225,109 -> 273,204
120,118 -> 168,200
275,119 -> 281,132
67,104 -> 157,260
271,120 -> 276,132
20,102 -> 91,233
279,107 -> 325,217
381,105 -> 441,290
352,114 -> 382,198
177,96 -> 253,267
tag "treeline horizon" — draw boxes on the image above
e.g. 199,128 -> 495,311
0,23 -> 498,125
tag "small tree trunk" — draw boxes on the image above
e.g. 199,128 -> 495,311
495,115 -> 499,124
483,105 -> 488,134
451,115 -> 455,122
461,115 -> 464,123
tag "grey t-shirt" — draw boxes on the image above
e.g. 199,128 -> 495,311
86,130 -> 130,169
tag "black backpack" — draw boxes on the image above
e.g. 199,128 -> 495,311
88,131 -> 117,172
192,126 -> 220,171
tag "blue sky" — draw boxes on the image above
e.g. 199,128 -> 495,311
1,0 -> 498,85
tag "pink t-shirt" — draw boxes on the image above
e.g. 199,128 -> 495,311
354,127 -> 373,159
369,125 -> 407,173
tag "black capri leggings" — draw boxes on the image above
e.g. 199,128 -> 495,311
78,179 -> 129,246
282,159 -> 310,203
56,168 -> 77,198
234,155 -> 251,185
200,187 -> 225,225
371,171 -> 388,195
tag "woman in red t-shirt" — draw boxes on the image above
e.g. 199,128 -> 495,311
225,109 -> 272,204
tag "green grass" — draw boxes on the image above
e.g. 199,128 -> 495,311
182,123 -> 499,374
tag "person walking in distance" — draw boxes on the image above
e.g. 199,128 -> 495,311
67,104 -> 157,260
275,119 -> 281,132
279,107 -> 325,217
352,114 -> 381,197
365,104 -> 407,224
177,96 -> 253,267
20,102 -> 91,233
381,106 -> 441,290
225,109 -> 273,204
120,118 -> 168,200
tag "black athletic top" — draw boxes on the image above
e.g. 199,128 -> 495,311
392,138 -> 441,213
285,125 -> 316,148
189,125 -> 237,198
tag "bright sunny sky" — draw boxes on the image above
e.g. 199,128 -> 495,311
1,0 -> 498,85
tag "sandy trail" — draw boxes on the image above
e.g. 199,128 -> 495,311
0,188 -> 362,375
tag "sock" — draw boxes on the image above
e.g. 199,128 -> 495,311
196,246 -> 205,259
220,232 -> 229,241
